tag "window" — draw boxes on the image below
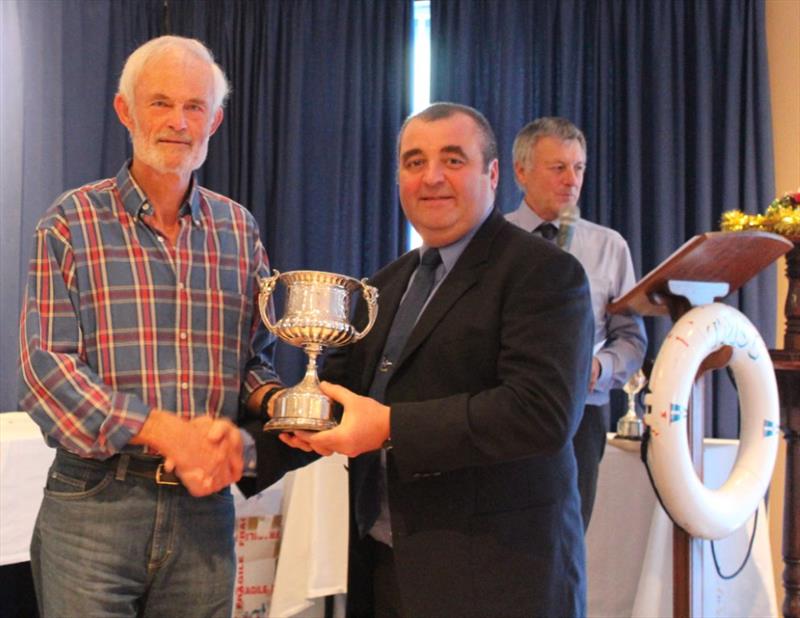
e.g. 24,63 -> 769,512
412,0 -> 431,115
407,0 -> 431,250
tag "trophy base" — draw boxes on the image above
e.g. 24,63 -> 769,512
262,386 -> 337,433
263,416 -> 338,433
616,415 -> 644,440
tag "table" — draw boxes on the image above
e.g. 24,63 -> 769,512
265,454 -> 348,618
0,412 -> 54,566
587,435 -> 778,617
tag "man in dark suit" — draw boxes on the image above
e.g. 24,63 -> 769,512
248,102 -> 594,617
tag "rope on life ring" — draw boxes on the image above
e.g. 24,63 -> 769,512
642,302 -> 779,540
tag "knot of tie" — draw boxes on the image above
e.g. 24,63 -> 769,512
420,247 -> 442,268
535,222 -> 558,242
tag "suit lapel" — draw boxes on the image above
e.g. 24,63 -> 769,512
394,209 -> 504,370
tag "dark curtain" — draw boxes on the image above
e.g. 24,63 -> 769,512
0,0 -> 411,409
430,0 -> 776,437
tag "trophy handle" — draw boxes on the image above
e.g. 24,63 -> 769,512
257,270 -> 282,334
351,279 -> 379,341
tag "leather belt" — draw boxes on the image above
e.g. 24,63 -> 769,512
121,455 -> 181,486
58,450 -> 181,486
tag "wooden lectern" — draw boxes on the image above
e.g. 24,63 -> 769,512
608,230 -> 793,617
771,234 -> 800,618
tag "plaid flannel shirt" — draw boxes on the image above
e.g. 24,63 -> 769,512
19,162 -> 280,458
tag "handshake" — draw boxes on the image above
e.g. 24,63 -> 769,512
133,410 -> 244,497
136,379 -> 394,497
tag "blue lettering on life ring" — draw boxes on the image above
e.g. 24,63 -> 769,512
669,403 -> 687,424
763,419 -> 777,438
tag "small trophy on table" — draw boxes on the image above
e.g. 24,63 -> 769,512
616,369 -> 647,440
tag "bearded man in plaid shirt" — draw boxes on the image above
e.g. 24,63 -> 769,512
18,35 -> 285,618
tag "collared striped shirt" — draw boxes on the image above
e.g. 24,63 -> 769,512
19,162 -> 280,459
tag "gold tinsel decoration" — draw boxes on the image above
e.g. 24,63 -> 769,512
720,191 -> 800,238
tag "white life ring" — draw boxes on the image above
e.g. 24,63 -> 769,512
643,302 -> 779,540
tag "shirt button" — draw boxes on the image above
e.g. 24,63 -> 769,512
178,282 -> 185,290
180,332 -> 188,341
181,382 -> 189,390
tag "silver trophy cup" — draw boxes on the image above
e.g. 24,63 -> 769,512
616,369 -> 647,439
258,270 -> 378,432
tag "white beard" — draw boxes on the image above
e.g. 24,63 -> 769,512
130,120 -> 210,177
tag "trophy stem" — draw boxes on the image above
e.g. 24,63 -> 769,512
300,344 -> 323,387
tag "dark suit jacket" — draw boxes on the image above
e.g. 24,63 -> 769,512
246,209 -> 594,617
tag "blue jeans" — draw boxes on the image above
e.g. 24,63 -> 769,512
30,449 -> 236,618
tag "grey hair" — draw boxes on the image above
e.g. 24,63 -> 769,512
118,35 -> 230,112
512,117 -> 586,173
397,102 -> 498,172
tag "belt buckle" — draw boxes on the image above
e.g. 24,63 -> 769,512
155,463 -> 180,486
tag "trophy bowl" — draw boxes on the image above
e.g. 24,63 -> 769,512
258,270 -> 378,432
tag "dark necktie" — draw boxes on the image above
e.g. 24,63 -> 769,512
368,247 -> 442,402
355,247 -> 442,538
535,222 -> 558,242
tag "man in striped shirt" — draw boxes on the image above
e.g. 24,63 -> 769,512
18,36 -> 284,618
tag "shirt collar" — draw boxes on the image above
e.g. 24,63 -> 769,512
115,160 -> 203,224
419,205 -> 493,274
510,199 -> 559,233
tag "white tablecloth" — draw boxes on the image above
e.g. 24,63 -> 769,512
266,454 -> 348,618
0,412 -> 54,566
586,435 -> 778,617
